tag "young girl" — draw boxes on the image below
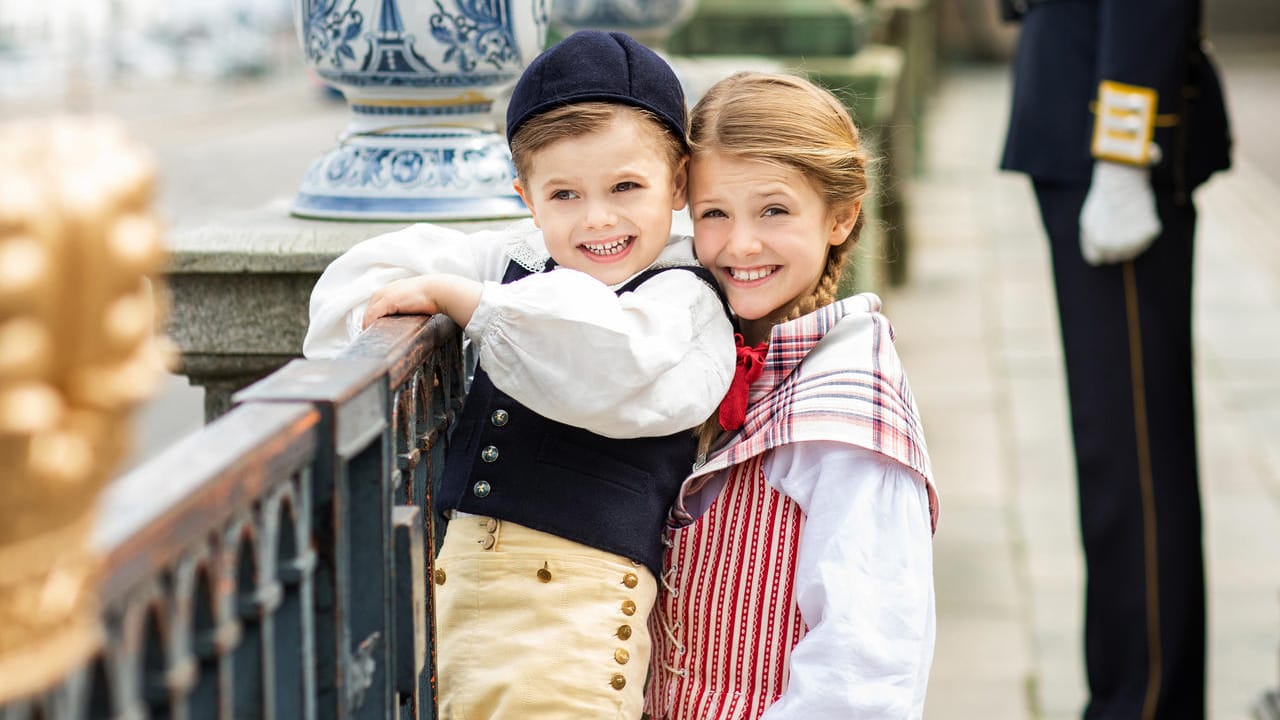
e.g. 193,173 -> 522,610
644,72 -> 941,720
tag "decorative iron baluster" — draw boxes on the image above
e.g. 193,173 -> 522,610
270,478 -> 317,720
165,553 -> 204,720
232,523 -> 269,720
187,562 -> 220,720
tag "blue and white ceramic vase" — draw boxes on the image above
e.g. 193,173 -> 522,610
292,0 -> 549,220
550,0 -> 699,50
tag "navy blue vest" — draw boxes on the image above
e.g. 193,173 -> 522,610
438,259 -> 723,577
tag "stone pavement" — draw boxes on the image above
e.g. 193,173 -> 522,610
890,61 -> 1280,719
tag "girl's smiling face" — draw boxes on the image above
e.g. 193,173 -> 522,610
689,150 -> 859,343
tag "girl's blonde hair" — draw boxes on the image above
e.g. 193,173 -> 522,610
690,71 -> 871,321
509,101 -> 687,181
691,72 -> 871,461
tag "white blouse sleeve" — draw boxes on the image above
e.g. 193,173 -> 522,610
302,221 -> 526,359
466,266 -> 735,439
761,441 -> 936,720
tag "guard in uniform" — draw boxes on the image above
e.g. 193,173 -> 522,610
998,0 -> 1231,718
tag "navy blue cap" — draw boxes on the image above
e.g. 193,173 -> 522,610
506,30 -> 688,147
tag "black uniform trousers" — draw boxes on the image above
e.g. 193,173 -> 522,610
1033,182 -> 1206,720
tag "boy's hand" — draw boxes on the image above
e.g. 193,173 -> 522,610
362,275 -> 483,329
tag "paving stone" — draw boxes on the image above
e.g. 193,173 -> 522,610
925,677 -> 1034,720
892,51 -> 1280,717
931,616 -> 1033,681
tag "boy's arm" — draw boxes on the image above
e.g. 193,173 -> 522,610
763,442 -> 935,720
467,267 -> 735,439
361,274 -> 483,330
303,222 -> 525,358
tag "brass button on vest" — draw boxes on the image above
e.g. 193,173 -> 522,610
616,624 -> 632,640
490,409 -> 509,426
622,573 -> 638,589
480,445 -> 499,463
614,648 -> 630,665
484,517 -> 498,533
481,534 -> 496,550
433,568 -> 446,585
610,674 -> 626,690
621,600 -> 636,616
472,480 -> 491,498
537,566 -> 552,583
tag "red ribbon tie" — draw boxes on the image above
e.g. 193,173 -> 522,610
718,333 -> 768,432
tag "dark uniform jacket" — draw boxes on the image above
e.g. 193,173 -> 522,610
438,260 -> 721,578
1000,0 -> 1231,195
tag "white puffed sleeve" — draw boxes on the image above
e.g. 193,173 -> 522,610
466,264 -> 735,439
761,441 -> 935,720
303,220 -> 532,358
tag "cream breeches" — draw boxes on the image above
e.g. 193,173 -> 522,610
433,515 -> 656,720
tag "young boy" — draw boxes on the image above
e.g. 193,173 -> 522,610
303,31 -> 735,719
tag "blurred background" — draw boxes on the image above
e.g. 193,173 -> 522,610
1,1 -> 1277,717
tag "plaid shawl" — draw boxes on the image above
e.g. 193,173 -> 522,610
674,293 -> 939,532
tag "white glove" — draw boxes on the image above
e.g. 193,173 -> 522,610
1079,161 -> 1161,265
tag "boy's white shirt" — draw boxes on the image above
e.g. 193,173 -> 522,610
304,217 -> 735,439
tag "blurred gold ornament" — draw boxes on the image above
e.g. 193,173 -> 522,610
0,237 -> 50,305
0,318 -> 54,376
0,116 -> 169,702
0,383 -> 62,435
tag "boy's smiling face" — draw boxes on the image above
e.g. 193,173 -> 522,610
514,111 -> 687,287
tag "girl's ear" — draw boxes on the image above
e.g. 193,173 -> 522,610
513,179 -> 540,228
828,199 -> 861,247
670,156 -> 689,212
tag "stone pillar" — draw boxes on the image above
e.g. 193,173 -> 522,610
167,199 -> 511,422
870,0 -> 940,284
668,0 -> 870,57
793,49 -> 905,298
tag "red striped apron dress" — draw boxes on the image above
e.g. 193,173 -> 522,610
644,455 -> 805,720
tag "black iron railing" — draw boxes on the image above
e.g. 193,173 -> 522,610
3,314 -> 461,720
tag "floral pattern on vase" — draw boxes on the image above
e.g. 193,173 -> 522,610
292,0 -> 548,220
